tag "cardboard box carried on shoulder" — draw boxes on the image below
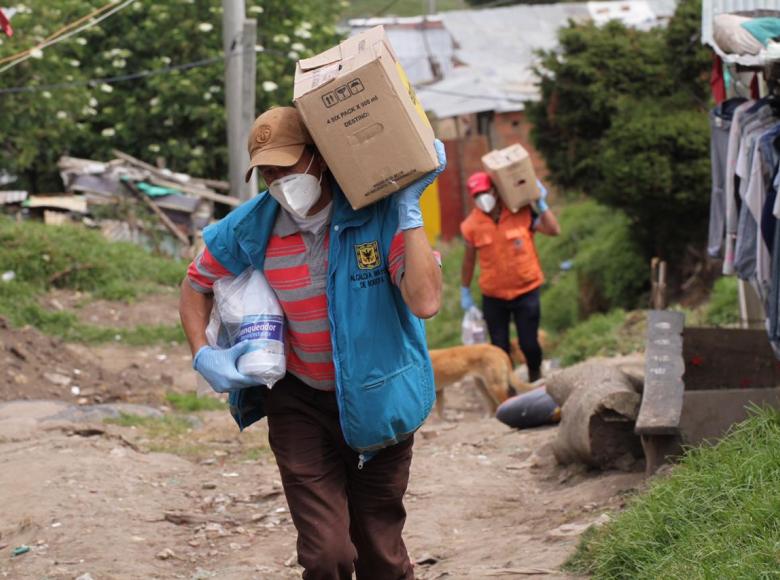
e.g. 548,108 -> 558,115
293,26 -> 437,210
481,144 -> 540,212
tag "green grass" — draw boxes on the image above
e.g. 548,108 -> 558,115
554,309 -> 646,366
705,276 -> 740,327
104,412 -> 207,457
0,217 -> 185,298
0,216 -> 186,345
105,412 -> 193,437
241,446 -> 272,461
566,407 -> 780,579
425,240 -> 472,349
341,0 -> 467,19
165,391 -> 226,412
535,199 -> 646,334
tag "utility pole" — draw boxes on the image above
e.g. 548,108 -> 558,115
241,19 -> 258,201
222,0 -> 255,201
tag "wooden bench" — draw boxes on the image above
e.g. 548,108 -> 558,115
635,310 -> 685,475
636,310 -> 780,475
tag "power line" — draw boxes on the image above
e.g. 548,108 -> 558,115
0,46 -> 291,95
0,55 -> 222,95
0,32 -> 533,106
0,0 -> 136,74
1,56 -> 534,106
0,0 -> 119,65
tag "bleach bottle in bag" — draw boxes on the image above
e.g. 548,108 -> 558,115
212,269 -> 286,388
461,306 -> 487,345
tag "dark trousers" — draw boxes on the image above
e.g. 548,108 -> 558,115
261,373 -> 415,580
482,289 -> 543,378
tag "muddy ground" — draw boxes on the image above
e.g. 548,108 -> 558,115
0,293 -> 646,579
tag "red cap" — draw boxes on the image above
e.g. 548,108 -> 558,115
467,172 -> 492,197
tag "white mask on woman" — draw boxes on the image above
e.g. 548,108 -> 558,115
268,154 -> 322,219
474,192 -> 497,213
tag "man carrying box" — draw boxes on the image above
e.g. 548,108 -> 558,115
459,171 -> 560,383
179,106 -> 445,579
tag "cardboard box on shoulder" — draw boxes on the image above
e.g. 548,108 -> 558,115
293,26 -> 437,210
481,144 -> 540,212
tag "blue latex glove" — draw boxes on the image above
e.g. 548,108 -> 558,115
193,342 -> 258,394
460,286 -> 475,310
397,139 -> 447,230
535,179 -> 549,214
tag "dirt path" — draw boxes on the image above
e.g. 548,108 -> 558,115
0,293 -> 645,579
0,390 -> 642,580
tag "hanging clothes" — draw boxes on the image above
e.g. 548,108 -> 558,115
710,54 -> 727,104
709,97 -> 747,258
709,93 -> 780,356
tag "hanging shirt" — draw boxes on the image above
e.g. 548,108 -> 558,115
709,98 -> 747,258
734,116 -> 778,283
744,124 -> 780,298
724,101 -> 757,274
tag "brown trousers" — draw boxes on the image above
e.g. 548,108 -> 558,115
261,373 -> 415,580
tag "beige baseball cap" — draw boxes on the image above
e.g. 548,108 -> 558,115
245,106 -> 313,182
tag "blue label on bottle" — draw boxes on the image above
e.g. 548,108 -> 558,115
237,314 -> 284,343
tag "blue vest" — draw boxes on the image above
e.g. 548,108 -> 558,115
202,186 -> 435,456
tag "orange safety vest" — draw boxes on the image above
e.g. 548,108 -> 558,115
460,206 -> 544,300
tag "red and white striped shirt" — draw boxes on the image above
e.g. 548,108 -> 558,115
188,209 -> 410,391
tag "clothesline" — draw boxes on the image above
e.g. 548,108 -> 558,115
708,69 -> 780,356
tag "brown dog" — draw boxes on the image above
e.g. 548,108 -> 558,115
429,344 -> 533,418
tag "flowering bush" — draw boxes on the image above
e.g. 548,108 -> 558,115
0,1 -> 341,191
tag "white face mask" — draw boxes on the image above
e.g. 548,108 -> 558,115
268,155 -> 322,219
475,193 -> 497,213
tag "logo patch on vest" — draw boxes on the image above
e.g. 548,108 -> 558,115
355,241 -> 381,270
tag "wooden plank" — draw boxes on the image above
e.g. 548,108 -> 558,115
196,177 -> 230,191
27,195 -> 88,213
635,310 -> 686,435
112,148 -> 240,207
682,327 -> 779,390
147,176 -> 240,207
122,181 -> 191,247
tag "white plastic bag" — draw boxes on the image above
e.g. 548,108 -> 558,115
461,306 -> 487,345
210,268 -> 286,388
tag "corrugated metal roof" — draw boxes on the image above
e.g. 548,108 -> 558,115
426,0 -> 674,117
416,67 -> 530,118
0,190 -> 27,205
350,1 -> 678,118
349,18 -> 455,85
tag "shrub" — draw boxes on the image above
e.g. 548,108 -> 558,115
536,200 -> 646,333
528,0 -> 711,261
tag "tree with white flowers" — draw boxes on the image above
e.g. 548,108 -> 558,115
0,1 -> 342,192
